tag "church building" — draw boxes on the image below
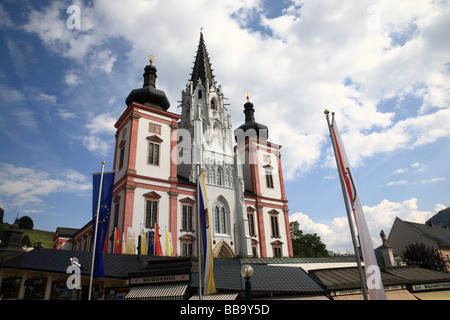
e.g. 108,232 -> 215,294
108,31 -> 293,258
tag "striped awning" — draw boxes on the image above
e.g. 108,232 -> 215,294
125,283 -> 188,300
413,290 -> 450,300
259,294 -> 329,300
332,290 -> 417,300
189,292 -> 239,300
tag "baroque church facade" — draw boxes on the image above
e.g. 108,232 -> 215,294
108,32 -> 293,258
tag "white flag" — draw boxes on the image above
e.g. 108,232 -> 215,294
328,113 -> 386,300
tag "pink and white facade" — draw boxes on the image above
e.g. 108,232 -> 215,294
107,32 -> 293,258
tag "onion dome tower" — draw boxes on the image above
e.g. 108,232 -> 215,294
235,93 -> 268,142
125,55 -> 170,111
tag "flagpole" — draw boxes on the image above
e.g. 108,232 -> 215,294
89,160 -> 105,301
324,110 -> 368,300
196,162 -> 202,300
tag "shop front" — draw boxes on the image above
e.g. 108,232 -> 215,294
0,268 -> 129,300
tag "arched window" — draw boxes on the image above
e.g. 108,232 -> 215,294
221,207 -> 226,234
216,168 -> 222,186
215,207 -> 220,233
211,99 -> 216,110
198,89 -> 202,99
213,198 -> 229,235
215,206 -> 227,234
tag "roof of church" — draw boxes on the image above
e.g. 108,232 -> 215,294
190,31 -> 215,90
403,220 -> 450,247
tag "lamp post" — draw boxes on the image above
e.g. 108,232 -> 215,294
240,265 -> 254,300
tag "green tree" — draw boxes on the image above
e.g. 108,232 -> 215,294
290,221 -> 329,258
21,234 -> 32,248
16,216 -> 34,230
403,243 -> 447,272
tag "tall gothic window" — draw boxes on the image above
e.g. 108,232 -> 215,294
216,168 -> 222,186
221,207 -> 226,234
214,206 -> 227,234
248,210 -> 256,237
215,207 -> 220,233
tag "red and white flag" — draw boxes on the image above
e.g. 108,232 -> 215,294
327,111 -> 386,300
113,227 -> 121,254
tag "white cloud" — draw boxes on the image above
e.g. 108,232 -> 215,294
419,177 -> 447,184
64,69 -> 81,87
85,113 -> 116,136
81,113 -> 116,155
0,84 -> 25,103
386,180 -> 408,186
0,4 -> 13,28
35,93 -> 57,105
23,2 -> 117,75
0,163 -> 90,212
290,197 -> 438,253
411,162 -> 420,168
21,0 -> 450,178
386,177 -> 446,187
57,109 -> 76,120
392,168 -> 407,175
82,135 -> 110,156
289,211 -> 352,253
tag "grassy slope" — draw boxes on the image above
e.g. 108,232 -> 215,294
0,223 -> 54,249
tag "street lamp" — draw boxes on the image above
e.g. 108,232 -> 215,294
240,264 -> 254,300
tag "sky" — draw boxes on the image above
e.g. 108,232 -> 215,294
0,0 -> 449,254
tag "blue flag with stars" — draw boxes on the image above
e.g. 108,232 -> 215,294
92,171 -> 115,278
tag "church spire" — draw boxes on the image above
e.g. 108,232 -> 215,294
190,28 -> 215,90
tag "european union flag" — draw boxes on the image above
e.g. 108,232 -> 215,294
92,171 -> 115,278
147,230 -> 154,256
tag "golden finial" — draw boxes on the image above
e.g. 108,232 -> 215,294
246,91 -> 250,101
200,27 -> 204,35
149,54 -> 154,64
324,109 -> 330,115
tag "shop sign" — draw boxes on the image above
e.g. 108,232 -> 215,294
411,282 -> 450,292
130,274 -> 189,285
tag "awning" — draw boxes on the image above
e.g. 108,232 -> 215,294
125,283 -> 188,300
332,290 -> 417,300
413,290 -> 450,300
189,292 -> 239,300
259,294 -> 329,300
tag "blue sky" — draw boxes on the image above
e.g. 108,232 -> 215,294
0,0 -> 449,254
